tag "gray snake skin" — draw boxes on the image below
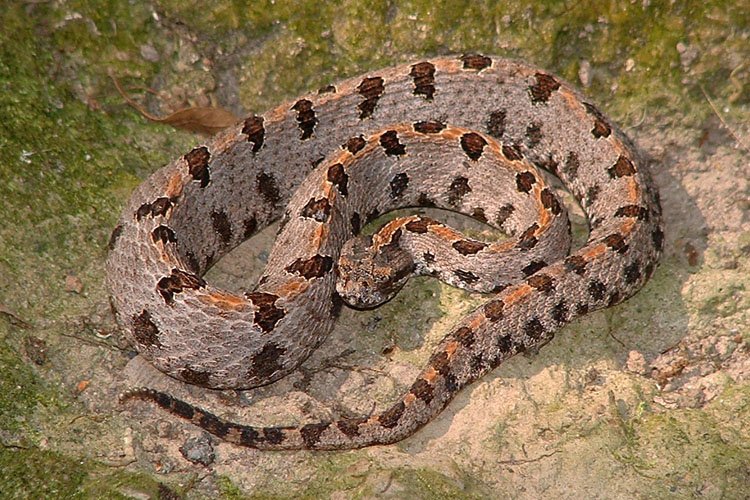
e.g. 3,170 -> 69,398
107,54 -> 663,450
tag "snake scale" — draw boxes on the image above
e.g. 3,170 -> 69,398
108,55 -> 663,450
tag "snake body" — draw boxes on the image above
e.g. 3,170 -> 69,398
108,55 -> 663,450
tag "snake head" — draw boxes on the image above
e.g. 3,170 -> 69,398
335,234 -> 415,309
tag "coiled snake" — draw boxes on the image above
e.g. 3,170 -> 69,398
108,55 -> 663,450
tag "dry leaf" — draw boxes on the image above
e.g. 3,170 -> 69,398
150,106 -> 240,135
111,73 -> 240,136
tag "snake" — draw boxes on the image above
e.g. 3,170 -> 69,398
108,54 -> 663,451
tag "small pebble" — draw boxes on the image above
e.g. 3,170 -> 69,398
578,60 -> 591,87
65,275 -> 84,294
180,433 -> 215,466
626,350 -> 647,375
140,43 -> 160,62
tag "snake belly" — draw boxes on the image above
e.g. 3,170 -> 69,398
108,54 -> 663,450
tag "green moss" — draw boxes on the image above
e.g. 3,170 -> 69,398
392,466 -> 494,499
217,475 -> 250,499
0,448 -> 87,499
0,2 -> 192,497
608,385 -> 750,496
243,457 -> 493,499
696,276 -> 747,318
158,1 -> 296,38
0,334 -> 59,437
0,2 -> 195,320
0,447 -> 168,499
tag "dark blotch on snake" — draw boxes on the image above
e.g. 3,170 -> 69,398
357,76 -> 385,119
588,280 -> 607,301
291,99 -> 318,140
405,217 -> 437,234
239,428 -> 259,447
150,197 -> 173,217
132,310 -> 161,347
471,207 -> 487,223
390,172 -> 409,198
247,342 -> 287,379
527,273 -> 555,293
156,269 -> 205,304
256,171 -> 281,205
263,427 -> 285,445
603,233 -> 629,254
211,210 -> 232,245
180,367 -> 211,386
429,350 -> 452,376
615,205 -> 649,221
246,292 -> 286,333
108,224 -> 123,251
565,151 -> 580,179
454,269 -> 479,284
483,299 -> 505,321
337,417 -> 367,437
243,216 -> 258,239
460,132 -> 487,160
343,135 -> 366,154
350,212 -> 361,235
184,146 -> 211,187
583,102 -> 612,138
525,122 -> 543,148
495,204 -> 515,228
529,72 -> 561,104
455,326 -> 476,347
413,120 -> 445,134
379,401 -> 406,429
587,185 -> 601,205
410,61 -> 436,100
516,171 -> 537,193
624,261 -> 642,284
417,192 -> 437,207
285,255 -> 334,279
486,110 -> 506,138
453,239 -> 486,255
242,115 -> 265,153
152,225 -> 176,244
540,188 -> 562,215
608,155 -> 637,178
524,318 -> 545,340
380,130 -> 406,156
300,422 -> 330,448
517,223 -> 540,250
564,255 -> 587,275
327,163 -> 349,196
522,260 -> 547,276
502,144 -> 523,161
460,53 -> 492,70
447,176 -> 471,206
411,378 -> 435,404
300,197 -> 332,223
552,300 -> 569,324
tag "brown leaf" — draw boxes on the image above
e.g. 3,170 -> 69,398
110,73 -> 240,136
152,106 -> 240,135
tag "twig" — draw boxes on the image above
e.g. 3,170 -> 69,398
700,84 -> 749,154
